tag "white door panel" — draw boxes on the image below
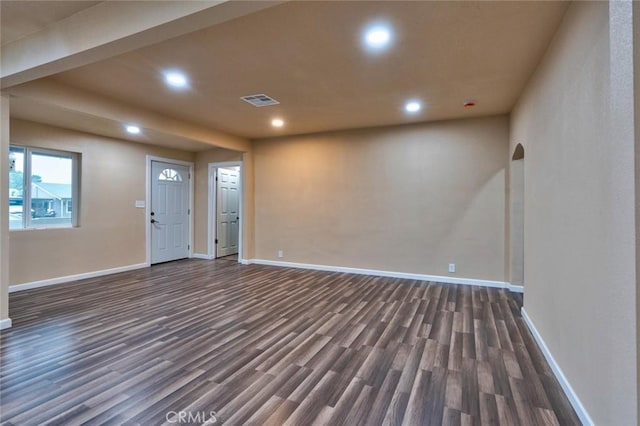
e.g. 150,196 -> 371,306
216,168 -> 240,257
151,161 -> 190,264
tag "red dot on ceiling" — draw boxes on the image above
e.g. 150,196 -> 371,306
463,101 -> 476,108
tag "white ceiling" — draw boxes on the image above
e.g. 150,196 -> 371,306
10,96 -> 215,151
1,1 -> 100,46
5,1 -> 569,144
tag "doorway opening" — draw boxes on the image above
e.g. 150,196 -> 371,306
208,162 -> 242,262
510,143 -> 525,290
146,156 -> 194,265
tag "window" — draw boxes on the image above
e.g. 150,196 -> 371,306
158,168 -> 182,182
8,145 -> 79,229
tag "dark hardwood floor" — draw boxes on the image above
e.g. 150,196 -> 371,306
1,259 -> 579,425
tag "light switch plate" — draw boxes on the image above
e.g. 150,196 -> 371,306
135,200 -> 145,208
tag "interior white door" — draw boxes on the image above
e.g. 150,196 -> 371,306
216,168 -> 240,257
151,161 -> 190,264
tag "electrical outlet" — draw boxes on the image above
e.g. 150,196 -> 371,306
448,263 -> 456,273
277,250 -> 284,258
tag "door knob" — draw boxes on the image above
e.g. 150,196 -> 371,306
151,219 -> 158,224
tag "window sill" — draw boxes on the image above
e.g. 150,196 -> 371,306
10,225 -> 77,232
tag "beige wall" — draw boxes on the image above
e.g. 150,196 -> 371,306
242,149 -> 255,260
9,119 -> 195,285
193,147 -> 243,254
508,157 -> 524,286
1,96 -> 9,322
253,115 -> 508,281
510,1 -> 637,423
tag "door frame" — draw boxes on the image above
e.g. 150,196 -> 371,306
208,161 -> 243,262
145,155 -> 195,266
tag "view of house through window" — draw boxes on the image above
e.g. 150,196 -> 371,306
8,145 -> 78,229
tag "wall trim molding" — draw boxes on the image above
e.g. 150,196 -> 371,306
0,318 -> 12,330
244,258 -> 516,290
191,253 -> 213,260
521,308 -> 594,426
9,263 -> 149,293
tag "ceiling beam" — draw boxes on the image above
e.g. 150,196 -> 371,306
1,0 -> 285,89
7,79 -> 251,152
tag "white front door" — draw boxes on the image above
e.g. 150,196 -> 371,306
216,168 -> 239,257
151,161 -> 190,264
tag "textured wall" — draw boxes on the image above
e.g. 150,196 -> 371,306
9,119 -> 195,284
510,1 -> 637,423
253,116 -> 508,281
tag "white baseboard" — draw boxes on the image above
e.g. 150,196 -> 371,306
191,253 -> 214,260
0,318 -> 12,330
521,308 -> 593,426
9,263 -> 149,293
508,283 -> 524,293
245,259 -> 514,290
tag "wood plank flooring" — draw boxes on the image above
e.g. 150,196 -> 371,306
1,259 -> 580,425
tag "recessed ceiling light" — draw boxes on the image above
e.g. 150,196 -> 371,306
363,23 -> 393,51
163,70 -> 189,89
405,101 -> 422,113
271,118 -> 284,128
125,124 -> 141,134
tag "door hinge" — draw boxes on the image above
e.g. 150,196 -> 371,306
188,209 -> 190,215
188,173 -> 191,179
188,244 -> 190,250
215,239 -> 218,244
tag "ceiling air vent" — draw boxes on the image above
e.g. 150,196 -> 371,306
240,94 -> 280,107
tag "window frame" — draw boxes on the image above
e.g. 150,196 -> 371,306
9,144 -> 80,230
